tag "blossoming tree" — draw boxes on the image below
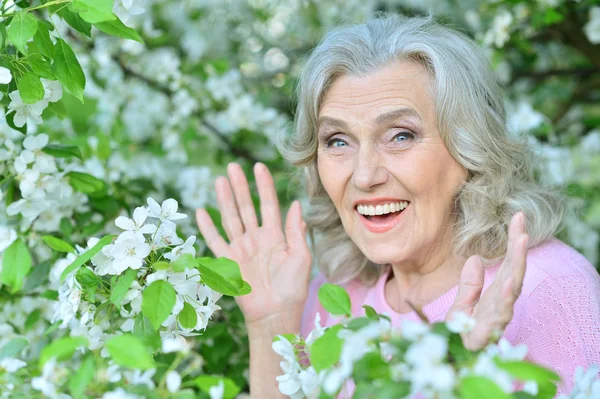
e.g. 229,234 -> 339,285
0,0 -> 599,398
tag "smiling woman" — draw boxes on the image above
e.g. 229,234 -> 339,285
196,13 -> 600,399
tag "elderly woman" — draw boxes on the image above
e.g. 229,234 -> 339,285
195,14 -> 600,398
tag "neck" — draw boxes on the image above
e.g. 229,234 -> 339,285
385,246 -> 464,314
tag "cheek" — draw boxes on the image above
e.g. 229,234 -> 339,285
317,152 -> 349,200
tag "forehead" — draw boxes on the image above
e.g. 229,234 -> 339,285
318,60 -> 435,123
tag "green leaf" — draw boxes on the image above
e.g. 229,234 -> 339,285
151,260 -> 170,270
1,238 -> 32,293
0,23 -> 6,52
70,0 -> 116,23
194,376 -> 240,399
495,360 -> 560,399
47,101 -> 68,119
42,235 -> 75,253
354,381 -> 410,399
178,302 -> 198,329
17,73 -> 44,104
57,8 -> 92,37
105,334 -> 155,370
459,376 -> 511,399
110,268 -> 137,308
7,12 -> 38,54
353,351 -> 391,381
196,256 -> 251,296
66,171 -> 105,193
42,144 -> 82,160
363,304 -> 378,319
95,16 -> 143,43
309,325 -> 343,372
33,22 -> 54,58
142,280 -> 176,330
76,266 -> 101,287
40,289 -> 58,300
40,336 -> 88,366
60,234 -> 115,282
28,53 -> 54,79
133,313 -> 155,337
68,354 -> 95,397
132,313 -> 160,350
0,337 -> 29,360
52,39 -> 86,102
24,309 -> 41,331
44,322 -> 60,337
171,254 -> 198,272
318,283 -> 352,317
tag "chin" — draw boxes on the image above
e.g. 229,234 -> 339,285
359,241 -> 407,265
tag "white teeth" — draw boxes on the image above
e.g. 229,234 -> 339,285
356,201 -> 408,216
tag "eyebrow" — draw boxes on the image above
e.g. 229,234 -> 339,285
317,107 -> 421,132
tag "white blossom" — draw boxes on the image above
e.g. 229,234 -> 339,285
166,370 -> 182,393
0,226 -> 17,252
104,231 -> 151,274
584,7 -> 600,44
0,67 -> 12,84
115,206 -> 157,235
102,388 -> 143,399
483,10 -> 513,48
164,235 -> 196,261
446,311 -> 476,333
209,380 -> 225,399
0,357 -> 27,373
152,221 -> 183,249
161,335 -> 191,354
41,79 -> 63,103
147,197 -> 187,223
6,91 -> 49,128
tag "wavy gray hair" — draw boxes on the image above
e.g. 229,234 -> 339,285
279,14 -> 566,286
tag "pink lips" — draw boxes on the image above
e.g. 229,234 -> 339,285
357,203 -> 408,233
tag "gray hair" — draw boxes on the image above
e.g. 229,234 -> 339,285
279,14 -> 567,286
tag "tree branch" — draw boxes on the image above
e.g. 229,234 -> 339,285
115,57 -> 259,164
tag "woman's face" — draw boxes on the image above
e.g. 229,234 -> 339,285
316,60 -> 468,268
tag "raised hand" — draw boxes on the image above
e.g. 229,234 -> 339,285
195,162 -> 312,327
446,212 -> 530,350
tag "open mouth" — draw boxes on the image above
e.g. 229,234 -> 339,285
356,201 -> 409,223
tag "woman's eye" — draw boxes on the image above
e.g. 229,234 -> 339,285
392,132 -> 414,142
325,137 -> 347,148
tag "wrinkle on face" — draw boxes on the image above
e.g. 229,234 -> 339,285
316,59 -> 468,311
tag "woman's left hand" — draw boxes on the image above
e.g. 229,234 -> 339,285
445,212 -> 529,351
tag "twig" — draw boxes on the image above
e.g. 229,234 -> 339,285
115,57 -> 260,164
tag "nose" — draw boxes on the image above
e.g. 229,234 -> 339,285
351,142 -> 389,191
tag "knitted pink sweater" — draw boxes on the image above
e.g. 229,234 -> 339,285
300,238 -> 600,397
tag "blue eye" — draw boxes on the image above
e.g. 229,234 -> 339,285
325,138 -> 347,148
393,132 -> 414,142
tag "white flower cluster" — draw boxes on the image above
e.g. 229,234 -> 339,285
6,80 -> 63,128
1,133 -> 88,233
274,311 -> 599,399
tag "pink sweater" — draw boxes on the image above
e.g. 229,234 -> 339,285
300,238 -> 600,397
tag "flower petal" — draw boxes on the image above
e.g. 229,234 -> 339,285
115,216 -> 135,231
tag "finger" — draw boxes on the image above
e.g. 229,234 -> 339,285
285,201 -> 310,258
506,212 -> 529,297
195,208 -> 232,257
227,163 -> 259,231
446,255 -> 485,322
215,176 -> 245,240
254,162 -> 282,229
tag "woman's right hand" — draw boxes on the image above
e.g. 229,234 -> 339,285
195,162 -> 312,330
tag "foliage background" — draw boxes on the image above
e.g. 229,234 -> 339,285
0,0 -> 599,397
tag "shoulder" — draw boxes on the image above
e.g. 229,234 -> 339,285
519,237 -> 600,298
